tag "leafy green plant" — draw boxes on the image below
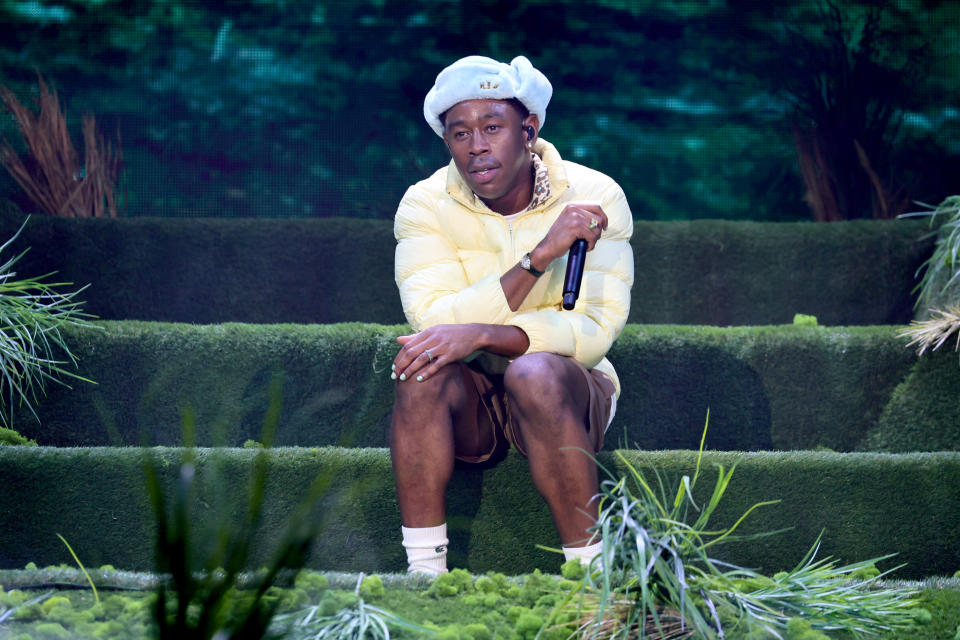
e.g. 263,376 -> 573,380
144,373 -> 330,640
0,216 -> 95,429
543,416 -> 922,639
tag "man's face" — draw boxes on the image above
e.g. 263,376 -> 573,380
442,99 -> 534,213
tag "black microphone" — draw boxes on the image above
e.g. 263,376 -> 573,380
562,239 -> 588,310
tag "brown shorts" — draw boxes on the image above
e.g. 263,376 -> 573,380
454,357 -> 617,464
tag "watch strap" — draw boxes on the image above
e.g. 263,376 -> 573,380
521,252 -> 544,278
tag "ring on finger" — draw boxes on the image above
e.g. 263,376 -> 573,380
588,218 -> 598,229
425,348 -> 433,362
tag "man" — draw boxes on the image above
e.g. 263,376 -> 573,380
391,55 -> 634,575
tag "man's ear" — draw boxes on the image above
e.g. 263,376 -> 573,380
523,114 -> 540,144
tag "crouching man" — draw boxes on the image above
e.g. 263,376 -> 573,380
390,55 -> 634,575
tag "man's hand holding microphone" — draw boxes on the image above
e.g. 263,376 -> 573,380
527,202 -> 608,310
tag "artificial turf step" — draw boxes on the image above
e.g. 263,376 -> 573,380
14,321 -> 958,453
1,446 -> 958,579
0,213 -> 932,327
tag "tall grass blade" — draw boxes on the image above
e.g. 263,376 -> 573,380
56,533 -> 100,604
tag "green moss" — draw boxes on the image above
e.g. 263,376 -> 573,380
358,574 -> 384,599
40,596 -> 72,615
474,576 -> 496,594
473,572 -> 518,598
12,602 -> 42,620
462,623 -> 493,640
911,607 -> 933,625
850,563 -> 881,580
506,605 -> 531,622
3,579 -> 957,640
517,570 -> 558,607
92,619 -> 126,637
100,595 -> 127,619
0,589 -> 27,608
459,594 -> 482,607
913,588 -> 960,639
32,622 -> 69,639
560,559 -> 585,580
261,585 -> 309,611
437,623 -> 493,640
0,427 -> 36,446
427,569 -> 475,598
316,590 -> 357,617
514,612 -> 544,639
474,594 -> 495,608
294,571 -> 330,596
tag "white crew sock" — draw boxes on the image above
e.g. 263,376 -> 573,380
401,523 -> 449,575
562,540 -> 603,567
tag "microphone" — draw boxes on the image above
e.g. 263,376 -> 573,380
562,239 -> 588,310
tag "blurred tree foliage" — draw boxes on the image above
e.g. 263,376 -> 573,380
0,0 -> 956,221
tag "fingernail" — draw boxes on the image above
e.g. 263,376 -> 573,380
391,363 -> 396,371
416,375 -> 424,382
399,373 -> 406,381
390,372 -> 396,380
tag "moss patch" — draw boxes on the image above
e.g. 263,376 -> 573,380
1,572 -> 957,639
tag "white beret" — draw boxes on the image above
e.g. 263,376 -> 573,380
423,55 -> 553,137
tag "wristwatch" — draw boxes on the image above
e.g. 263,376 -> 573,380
520,252 -> 544,277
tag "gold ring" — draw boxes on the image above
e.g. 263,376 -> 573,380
589,218 -> 598,229
425,349 -> 433,362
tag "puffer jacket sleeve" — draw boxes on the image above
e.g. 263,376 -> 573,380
509,182 -> 634,369
394,184 -> 513,331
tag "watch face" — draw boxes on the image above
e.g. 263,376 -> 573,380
522,253 -> 532,270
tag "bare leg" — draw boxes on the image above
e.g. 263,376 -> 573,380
504,353 -> 599,546
390,363 -> 490,527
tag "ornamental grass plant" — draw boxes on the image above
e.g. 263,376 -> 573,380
0,74 -> 122,218
543,417 -> 922,639
0,217 -> 94,429
905,195 -> 960,314
144,375 -> 327,640
900,196 -> 960,359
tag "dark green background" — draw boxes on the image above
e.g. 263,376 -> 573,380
0,0 -> 957,221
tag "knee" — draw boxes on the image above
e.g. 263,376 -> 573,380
393,362 -> 464,410
503,353 -> 572,410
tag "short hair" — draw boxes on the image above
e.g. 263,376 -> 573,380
438,97 -> 530,130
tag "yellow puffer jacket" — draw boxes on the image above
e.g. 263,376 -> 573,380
394,139 -> 634,395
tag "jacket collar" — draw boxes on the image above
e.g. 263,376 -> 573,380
444,138 -> 570,215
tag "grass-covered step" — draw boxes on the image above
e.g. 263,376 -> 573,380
1,446 -> 958,579
0,211 -> 932,326
15,322 -> 934,452
862,347 -> 960,453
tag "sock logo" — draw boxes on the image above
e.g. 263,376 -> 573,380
435,545 -> 447,554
